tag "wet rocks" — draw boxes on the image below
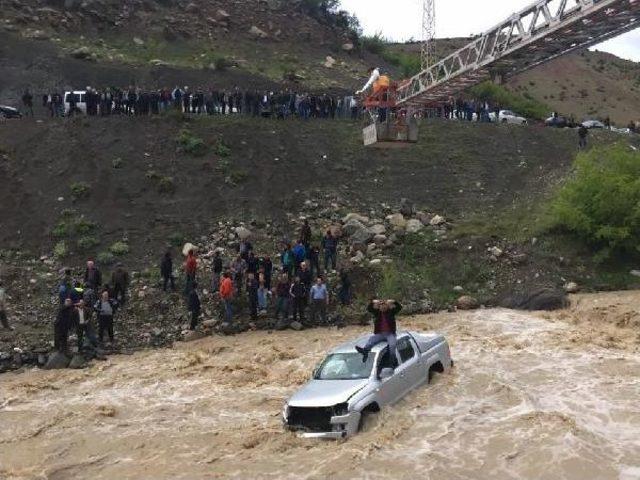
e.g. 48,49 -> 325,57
68,353 -> 87,369
43,352 -> 70,370
564,282 -> 580,294
456,296 -> 480,310
500,289 -> 569,312
289,321 -> 303,331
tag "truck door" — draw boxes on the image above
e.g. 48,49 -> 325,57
374,347 -> 405,405
396,336 -> 423,393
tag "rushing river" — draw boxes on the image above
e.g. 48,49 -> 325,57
1,292 -> 639,480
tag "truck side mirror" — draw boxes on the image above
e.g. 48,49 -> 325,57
379,368 -> 394,380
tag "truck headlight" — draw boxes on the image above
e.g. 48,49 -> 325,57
333,403 -> 349,417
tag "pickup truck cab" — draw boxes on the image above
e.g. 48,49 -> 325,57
283,331 -> 453,439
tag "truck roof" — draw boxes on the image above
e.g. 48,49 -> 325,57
330,331 -> 445,355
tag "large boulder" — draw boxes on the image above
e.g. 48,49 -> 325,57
369,224 -> 386,235
44,352 -> 70,370
182,242 -> 197,256
343,219 -> 370,239
456,296 -> 480,310
406,219 -> 424,234
386,213 -> 407,229
68,353 -> 87,369
500,289 -> 569,311
342,213 -> 369,224
399,198 -> 415,217
350,226 -> 374,245
373,234 -> 387,245
235,226 -> 252,240
564,282 -> 580,294
430,215 -> 446,226
249,26 -> 269,39
342,42 -> 354,52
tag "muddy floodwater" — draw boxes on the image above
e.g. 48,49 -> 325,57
1,292 -> 640,480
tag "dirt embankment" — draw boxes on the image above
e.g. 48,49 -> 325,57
0,115 -> 585,259
0,291 -> 639,480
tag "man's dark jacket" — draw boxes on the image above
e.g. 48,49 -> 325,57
367,301 -> 403,335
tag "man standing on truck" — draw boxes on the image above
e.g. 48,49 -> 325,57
356,299 -> 403,362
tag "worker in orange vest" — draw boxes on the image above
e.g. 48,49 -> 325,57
219,271 -> 234,323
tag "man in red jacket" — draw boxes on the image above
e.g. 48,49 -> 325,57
356,299 -> 403,362
184,249 -> 197,295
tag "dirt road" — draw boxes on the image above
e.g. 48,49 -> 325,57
1,292 -> 639,480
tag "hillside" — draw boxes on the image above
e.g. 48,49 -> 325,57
388,38 -> 640,125
0,0 -> 393,102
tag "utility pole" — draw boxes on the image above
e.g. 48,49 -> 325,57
421,0 -> 436,71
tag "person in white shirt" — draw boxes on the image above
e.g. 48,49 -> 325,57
356,67 -> 381,95
310,277 -> 329,324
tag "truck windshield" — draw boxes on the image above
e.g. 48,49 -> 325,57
314,353 -> 374,380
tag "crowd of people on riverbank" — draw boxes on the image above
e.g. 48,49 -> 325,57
30,86 -> 361,120
40,220 -> 352,356
174,221 -> 351,333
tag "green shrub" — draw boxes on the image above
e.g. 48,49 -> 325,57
97,251 -> 116,265
381,50 -> 422,78
213,56 -> 233,71
77,236 -> 100,251
215,139 -> 231,158
177,129 -> 207,157
168,232 -> 185,247
157,176 -> 175,194
70,181 -> 91,200
75,218 -> 98,235
549,144 -> 640,259
361,33 -> 386,55
468,82 -> 550,120
54,240 -> 68,258
52,222 -> 69,238
109,241 -> 130,256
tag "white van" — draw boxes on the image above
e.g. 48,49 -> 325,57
64,91 -> 87,115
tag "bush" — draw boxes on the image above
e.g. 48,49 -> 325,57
177,129 -> 207,157
549,144 -> 640,259
54,240 -> 68,258
381,50 -> 422,78
213,56 -> 234,71
468,81 -> 550,120
157,176 -> 175,194
361,33 -> 386,55
168,232 -> 185,248
77,236 -> 100,251
75,218 -> 98,235
112,157 -> 124,169
52,222 -> 69,238
109,241 -> 130,256
97,251 -> 116,265
215,139 -> 231,158
70,181 -> 91,200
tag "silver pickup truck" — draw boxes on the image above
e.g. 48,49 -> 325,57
283,331 -> 453,439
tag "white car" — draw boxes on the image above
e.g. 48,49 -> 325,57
64,91 -> 87,115
491,110 -> 528,125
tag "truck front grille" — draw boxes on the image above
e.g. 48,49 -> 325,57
287,406 -> 333,432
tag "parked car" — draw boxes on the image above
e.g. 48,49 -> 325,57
64,91 -> 87,115
491,110 -> 528,125
283,331 -> 453,439
582,119 -> 606,129
0,105 -> 22,119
